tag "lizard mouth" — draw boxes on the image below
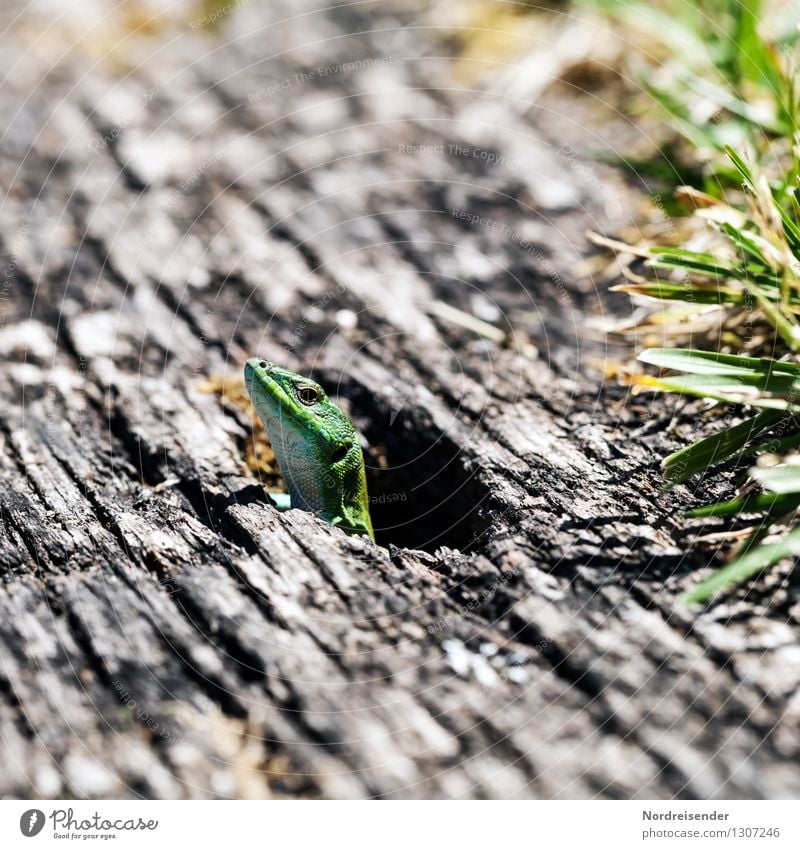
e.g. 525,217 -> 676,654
244,358 -> 291,416
244,357 -> 274,391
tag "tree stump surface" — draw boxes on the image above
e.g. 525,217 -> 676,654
0,0 -> 798,800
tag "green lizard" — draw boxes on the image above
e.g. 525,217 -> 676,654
244,358 -> 375,541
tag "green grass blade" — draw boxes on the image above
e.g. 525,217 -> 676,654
744,286 -> 800,352
777,204 -> 800,254
684,524 -> 800,603
725,145 -> 755,187
687,490 -> 800,518
663,410 -> 785,483
634,375 -> 798,409
680,71 -> 781,133
648,247 -> 739,276
640,77 -> 725,151
717,221 -> 769,265
733,427 -> 800,461
638,348 -> 800,376
750,464 -> 800,493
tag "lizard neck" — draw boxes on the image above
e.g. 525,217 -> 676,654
270,422 -> 374,540
324,458 -> 374,540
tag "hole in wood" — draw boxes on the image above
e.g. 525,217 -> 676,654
346,393 -> 492,554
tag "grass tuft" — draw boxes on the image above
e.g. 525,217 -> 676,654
593,0 -> 800,602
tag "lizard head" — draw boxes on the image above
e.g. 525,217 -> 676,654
244,358 -> 359,467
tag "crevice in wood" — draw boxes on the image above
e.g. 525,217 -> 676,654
81,108 -> 149,193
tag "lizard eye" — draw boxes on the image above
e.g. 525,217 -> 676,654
297,385 -> 319,405
258,360 -> 267,368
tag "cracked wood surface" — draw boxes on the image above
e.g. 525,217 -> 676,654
0,0 -> 798,800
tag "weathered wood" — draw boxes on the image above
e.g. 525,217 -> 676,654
0,0 -> 798,800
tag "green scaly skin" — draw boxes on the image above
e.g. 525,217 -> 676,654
244,358 -> 375,541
